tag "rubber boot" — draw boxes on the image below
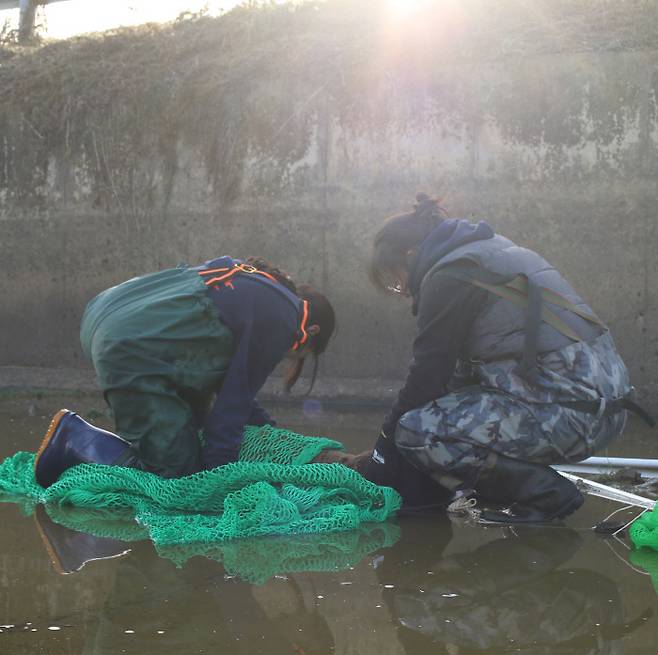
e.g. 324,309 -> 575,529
34,409 -> 135,488
474,453 -> 584,523
34,505 -> 131,574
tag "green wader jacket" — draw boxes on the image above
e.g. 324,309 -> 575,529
80,266 -> 235,477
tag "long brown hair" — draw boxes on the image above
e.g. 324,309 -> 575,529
245,257 -> 335,392
284,284 -> 336,393
369,193 -> 447,294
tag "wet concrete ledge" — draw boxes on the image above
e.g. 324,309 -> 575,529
0,365 -> 398,408
3,366 -> 657,414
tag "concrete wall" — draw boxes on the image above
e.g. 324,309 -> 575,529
1,3 -> 657,405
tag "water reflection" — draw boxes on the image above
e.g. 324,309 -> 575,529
377,521 -> 649,654
159,522 -> 400,583
34,505 -> 133,575
2,407 -> 658,654
77,542 -> 338,655
1,500 -> 657,655
32,502 -> 401,583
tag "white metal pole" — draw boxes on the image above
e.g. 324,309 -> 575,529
559,471 -> 656,510
554,456 -> 658,478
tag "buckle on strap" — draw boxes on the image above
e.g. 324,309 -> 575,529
235,263 -> 258,274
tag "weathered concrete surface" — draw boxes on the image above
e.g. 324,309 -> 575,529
1,1 -> 657,407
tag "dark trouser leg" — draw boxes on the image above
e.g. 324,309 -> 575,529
474,453 -> 584,522
393,386 -> 592,489
106,376 -> 202,478
392,387 -> 587,520
359,435 -> 453,508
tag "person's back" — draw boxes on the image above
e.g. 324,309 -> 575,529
364,193 -> 650,522
35,256 -> 335,486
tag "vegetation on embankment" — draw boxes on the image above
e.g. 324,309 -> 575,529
1,0 -> 657,215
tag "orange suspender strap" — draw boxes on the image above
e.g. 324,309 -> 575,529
198,263 -> 280,287
198,267 -> 231,276
292,300 -> 310,351
198,267 -> 236,286
199,264 -> 310,350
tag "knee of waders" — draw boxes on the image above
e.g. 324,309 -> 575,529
361,435 -> 451,508
361,435 -> 403,489
393,408 -> 431,450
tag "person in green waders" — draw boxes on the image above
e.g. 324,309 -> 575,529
34,256 -> 336,487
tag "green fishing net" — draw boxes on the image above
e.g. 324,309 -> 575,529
630,508 -> 658,552
626,507 -> 658,594
628,508 -> 658,551
0,424 -> 401,549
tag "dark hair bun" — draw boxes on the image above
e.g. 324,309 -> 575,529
414,192 -> 438,215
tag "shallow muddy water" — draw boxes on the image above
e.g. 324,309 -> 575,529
1,395 -> 658,654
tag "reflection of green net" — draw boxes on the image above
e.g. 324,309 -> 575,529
0,425 -> 400,547
161,522 -> 401,583
45,505 -> 151,542
629,509 -> 658,594
14,503 -> 400,583
629,548 -> 658,594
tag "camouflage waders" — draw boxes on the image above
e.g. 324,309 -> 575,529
394,331 -> 631,491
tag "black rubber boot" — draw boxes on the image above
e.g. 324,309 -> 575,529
474,453 -> 584,523
34,409 -> 136,488
34,505 -> 131,574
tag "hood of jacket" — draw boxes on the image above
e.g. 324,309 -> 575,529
407,219 -> 495,301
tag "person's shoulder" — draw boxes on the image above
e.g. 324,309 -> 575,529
199,255 -> 237,269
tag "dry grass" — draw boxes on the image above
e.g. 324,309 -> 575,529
1,0 -> 656,213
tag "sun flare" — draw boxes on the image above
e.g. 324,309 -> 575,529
386,0 -> 434,18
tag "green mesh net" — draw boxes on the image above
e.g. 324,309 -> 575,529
0,425 -> 401,550
630,508 -> 658,551
626,508 -> 658,594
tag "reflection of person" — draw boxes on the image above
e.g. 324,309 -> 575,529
378,526 -> 641,655
34,504 -> 133,575
34,257 -> 335,487
34,511 -> 336,655
80,544 -> 336,655
364,193 -> 650,522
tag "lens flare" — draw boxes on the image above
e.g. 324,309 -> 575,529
386,0 -> 434,18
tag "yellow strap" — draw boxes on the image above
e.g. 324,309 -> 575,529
503,276 -> 606,330
468,278 -> 583,342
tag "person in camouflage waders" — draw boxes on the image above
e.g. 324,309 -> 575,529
34,257 -> 335,487
363,193 -> 653,522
